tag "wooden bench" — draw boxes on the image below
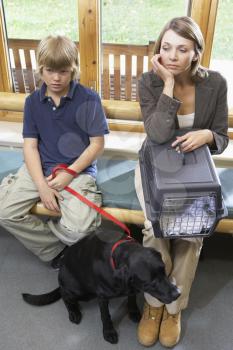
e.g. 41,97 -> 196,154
0,92 -> 233,234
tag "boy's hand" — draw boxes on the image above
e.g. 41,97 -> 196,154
171,130 -> 214,153
38,183 -> 63,212
46,171 -> 74,191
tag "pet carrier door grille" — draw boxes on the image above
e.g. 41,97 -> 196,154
159,194 -> 217,238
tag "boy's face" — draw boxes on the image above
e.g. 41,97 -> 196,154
41,66 -> 73,96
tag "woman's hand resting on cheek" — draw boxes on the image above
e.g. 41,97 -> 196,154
151,54 -> 174,84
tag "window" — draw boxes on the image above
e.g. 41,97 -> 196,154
101,0 -> 188,100
210,0 -> 233,108
3,0 -> 78,93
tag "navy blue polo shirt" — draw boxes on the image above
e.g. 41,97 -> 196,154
23,81 -> 109,178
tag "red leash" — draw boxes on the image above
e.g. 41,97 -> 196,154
51,164 -> 131,237
110,237 -> 134,269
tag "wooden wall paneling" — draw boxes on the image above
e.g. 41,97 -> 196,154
0,2 -> 12,91
78,0 -> 100,92
191,0 -> 219,67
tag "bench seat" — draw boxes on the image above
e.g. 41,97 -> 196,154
0,147 -> 233,234
1,120 -> 233,165
0,120 -> 233,233
0,147 -> 141,209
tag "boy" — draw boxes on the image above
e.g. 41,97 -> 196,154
0,35 -> 109,267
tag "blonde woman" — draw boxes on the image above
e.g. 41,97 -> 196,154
135,16 -> 228,347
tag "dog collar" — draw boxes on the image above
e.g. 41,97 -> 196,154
110,236 -> 134,270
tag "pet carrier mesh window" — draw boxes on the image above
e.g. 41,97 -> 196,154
139,138 -> 227,238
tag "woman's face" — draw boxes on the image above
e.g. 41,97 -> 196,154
160,29 -> 196,76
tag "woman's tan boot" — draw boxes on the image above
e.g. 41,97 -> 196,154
159,308 -> 181,347
137,301 -> 164,347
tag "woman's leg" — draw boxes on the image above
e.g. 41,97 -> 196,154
135,162 -> 203,347
135,163 -> 172,281
135,163 -> 172,346
159,238 -> 202,347
0,164 -> 65,261
166,237 -> 203,314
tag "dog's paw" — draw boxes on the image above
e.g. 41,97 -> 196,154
103,328 -> 118,344
69,310 -> 82,324
128,310 -> 141,323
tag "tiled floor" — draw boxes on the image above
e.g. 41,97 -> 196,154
0,225 -> 233,350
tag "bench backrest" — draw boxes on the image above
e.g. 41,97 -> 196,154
0,92 -> 232,135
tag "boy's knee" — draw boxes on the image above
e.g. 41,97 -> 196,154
61,210 -> 101,234
48,213 -> 101,245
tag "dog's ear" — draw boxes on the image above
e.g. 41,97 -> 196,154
130,267 -> 151,290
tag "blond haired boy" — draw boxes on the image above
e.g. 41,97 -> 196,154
0,36 -> 109,267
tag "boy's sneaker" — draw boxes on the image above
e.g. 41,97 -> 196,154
51,247 -> 68,270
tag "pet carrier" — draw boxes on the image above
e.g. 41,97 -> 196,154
139,137 -> 227,238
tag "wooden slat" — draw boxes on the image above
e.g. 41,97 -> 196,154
102,99 -> 141,120
9,39 -> 149,60
31,202 -> 145,225
108,120 -> 144,133
203,0 -> 218,67
12,48 -> 25,93
228,129 -> 233,139
136,56 -> 144,79
228,113 -> 233,127
8,38 -> 39,50
78,0 -> 100,91
29,202 -> 233,235
136,56 -> 144,100
0,110 -> 23,122
8,38 -> 79,51
0,92 -> 232,131
102,53 -> 110,99
0,93 -> 142,118
103,42 -> 148,56
147,41 -> 155,71
114,55 -> 120,100
0,92 -> 26,110
215,219 -> 233,234
24,49 -> 36,92
0,92 -> 232,139
125,55 -> 132,101
0,4 -> 12,91
191,0 -> 219,68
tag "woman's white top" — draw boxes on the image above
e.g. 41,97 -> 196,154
177,112 -> 195,129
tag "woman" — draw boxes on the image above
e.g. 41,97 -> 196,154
135,16 -> 228,348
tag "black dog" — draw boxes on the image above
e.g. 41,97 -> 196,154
22,229 -> 180,344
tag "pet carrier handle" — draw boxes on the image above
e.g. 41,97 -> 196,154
177,143 -> 185,165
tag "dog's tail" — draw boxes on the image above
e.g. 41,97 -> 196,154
22,288 -> 61,306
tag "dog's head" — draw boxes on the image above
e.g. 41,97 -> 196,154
120,246 -> 180,304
